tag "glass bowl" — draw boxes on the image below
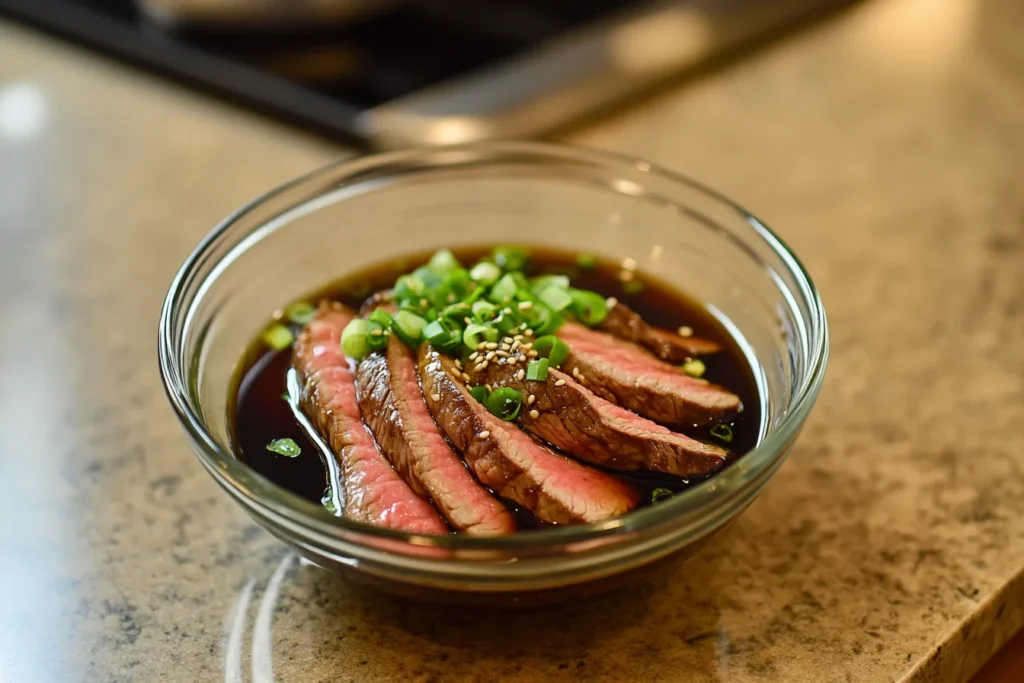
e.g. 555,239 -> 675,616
158,141 -> 828,603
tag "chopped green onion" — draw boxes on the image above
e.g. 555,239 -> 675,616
576,253 -> 598,269
262,324 -> 295,351
441,268 -> 472,299
525,358 -> 549,382
286,301 -> 317,325
392,310 -> 426,346
710,424 -> 734,443
469,261 -> 501,286
492,245 -> 529,271
489,273 -> 518,303
266,438 -> 301,457
533,335 -> 570,366
440,303 -> 471,326
368,308 -> 392,328
366,321 -> 389,350
471,300 -> 497,322
494,313 -> 521,335
569,289 -> 608,326
412,266 -> 443,289
427,249 -> 461,274
464,285 -> 486,305
469,385 -> 489,403
622,279 -> 645,295
321,488 -> 338,515
394,274 -> 425,301
681,358 -> 706,378
463,323 -> 497,349
538,285 -> 574,312
530,274 -> 570,295
484,387 -> 523,421
651,488 -> 673,503
341,318 -> 369,359
526,307 -> 564,336
424,319 -> 454,347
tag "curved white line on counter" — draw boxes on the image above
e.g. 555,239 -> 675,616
252,553 -> 295,683
224,579 -> 256,683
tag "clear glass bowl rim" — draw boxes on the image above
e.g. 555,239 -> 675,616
158,140 -> 829,553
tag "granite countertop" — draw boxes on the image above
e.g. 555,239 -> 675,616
2,1 -> 1023,681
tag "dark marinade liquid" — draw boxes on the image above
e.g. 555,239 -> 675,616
230,247 -> 763,528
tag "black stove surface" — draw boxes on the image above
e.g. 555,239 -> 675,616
0,0 -> 647,143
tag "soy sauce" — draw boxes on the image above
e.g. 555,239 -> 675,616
229,248 -> 763,526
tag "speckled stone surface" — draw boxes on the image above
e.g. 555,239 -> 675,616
1,1 -> 1023,681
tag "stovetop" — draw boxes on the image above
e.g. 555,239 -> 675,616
0,0 -> 853,147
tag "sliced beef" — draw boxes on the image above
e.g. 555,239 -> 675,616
418,345 -> 639,525
557,322 -> 741,428
470,355 -> 728,477
292,302 -> 448,535
356,336 -> 515,536
601,302 -> 721,362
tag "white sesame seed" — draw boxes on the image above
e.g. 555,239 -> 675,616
522,342 -> 533,350
369,329 -> 383,336
513,335 -> 524,341
469,352 -> 479,361
577,374 -> 586,382
606,297 -> 618,308
500,343 -> 511,351
525,329 -> 534,336
507,357 -> 517,366
621,257 -> 637,271
528,350 -> 539,358
516,370 -> 525,381
511,340 -> 520,352
504,308 -> 513,315
455,359 -> 462,369
529,410 -> 540,419
420,299 -> 429,307
527,394 -> 536,405
572,367 -> 581,378
462,373 -> 472,382
554,379 -> 567,387
431,394 -> 441,402
486,342 -> 498,350
496,350 -> 510,358
464,317 -> 473,325
479,360 -> 489,369
519,323 -> 528,331
518,301 -> 533,311
485,351 -> 496,360
486,384 -> 493,393
478,431 -> 490,439
678,325 -> 694,337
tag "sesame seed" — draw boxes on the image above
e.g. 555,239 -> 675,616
529,410 -> 540,420
478,431 -> 490,439
572,367 -> 581,378
464,317 -> 473,325
525,329 -> 534,336
521,342 -> 533,350
500,343 -> 511,351
485,351 -> 496,360
678,325 -> 694,337
577,374 -> 586,382
477,342 -> 487,350
621,257 -> 637,271
511,340 -> 520,352
369,329 -> 383,336
475,361 -> 489,371
518,301 -> 533,311
504,308 -> 513,315
431,394 -> 441,402
527,394 -> 536,405
469,352 -> 479,361
486,342 -> 499,350
520,322 -> 529,331
496,350 -> 510,358
606,297 -> 618,308
455,359 -> 462,369
448,294 -> 456,303
555,379 -> 567,387
516,370 -> 525,381
507,357 -> 517,366
513,335 -> 524,341
527,350 -> 539,358
420,299 -> 429,307
462,373 -> 472,382
486,384 -> 493,393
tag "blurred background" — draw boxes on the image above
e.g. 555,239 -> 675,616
0,0 -> 856,146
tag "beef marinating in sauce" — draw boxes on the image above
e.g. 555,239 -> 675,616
230,247 -> 761,534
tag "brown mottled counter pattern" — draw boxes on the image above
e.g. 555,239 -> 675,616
1,1 -> 1022,681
